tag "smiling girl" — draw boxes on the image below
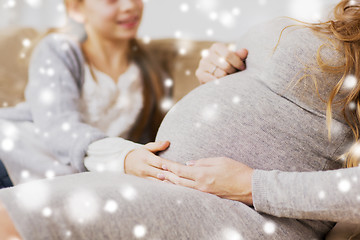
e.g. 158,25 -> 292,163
0,0 -> 176,187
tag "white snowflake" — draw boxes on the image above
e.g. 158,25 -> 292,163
25,0 -> 42,8
228,43 -> 237,52
61,122 -> 71,132
15,180 -> 49,211
218,57 -> 226,64
65,230 -> 72,237
232,96 -> 241,104
22,38 -> 31,48
1,121 -> 19,138
66,190 -> 99,224
21,170 -> 30,179
343,75 -> 357,89
219,11 -> 236,28
95,163 -> 105,172
209,11 -> 218,21
133,224 -> 147,238
39,89 -> 55,105
232,8 -> 241,16
57,3 -> 65,12
180,3 -> 189,12
338,179 -> 351,193
45,170 -> 55,179
185,70 -> 191,76
258,0 -> 267,6
206,29 -> 214,36
42,207 -> 52,217
318,190 -> 326,199
196,0 -> 218,12
4,0 -> 16,8
39,67 -> 46,75
353,143 -> 360,157
47,68 -> 55,76
352,176 -> 358,182
142,36 -> 151,44
174,30 -> 182,38
1,138 -> 14,152
121,185 -> 137,201
201,49 -> 210,58
222,228 -> 243,240
349,101 -> 356,110
164,78 -> 173,88
179,47 -> 187,55
201,104 -> 218,121
161,98 -> 173,111
263,221 -> 276,234
104,199 -> 118,213
349,0 -> 357,6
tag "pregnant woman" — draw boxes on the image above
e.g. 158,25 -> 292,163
0,0 -> 359,239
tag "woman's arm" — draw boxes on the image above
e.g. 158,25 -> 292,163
252,167 -> 360,223
0,201 -> 22,240
158,157 -> 360,223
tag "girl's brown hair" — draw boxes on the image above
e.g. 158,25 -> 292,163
276,0 -> 360,168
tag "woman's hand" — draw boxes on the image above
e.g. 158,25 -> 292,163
158,157 -> 254,205
195,43 -> 248,84
124,141 -> 182,182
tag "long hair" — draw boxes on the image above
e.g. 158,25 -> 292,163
26,0 -> 166,142
276,0 -> 360,168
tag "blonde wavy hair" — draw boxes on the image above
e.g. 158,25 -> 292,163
276,0 -> 360,168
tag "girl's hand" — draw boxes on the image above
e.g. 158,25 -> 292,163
158,157 -> 254,205
124,141 -> 182,182
195,43 -> 248,84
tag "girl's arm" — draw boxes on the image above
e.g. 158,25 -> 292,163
25,34 -> 107,172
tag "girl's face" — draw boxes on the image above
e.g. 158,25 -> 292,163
72,0 -> 144,40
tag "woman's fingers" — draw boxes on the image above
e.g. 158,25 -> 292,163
144,141 -> 170,153
235,48 -> 248,61
211,43 -> 245,71
195,68 -> 217,84
209,52 -> 237,75
198,59 -> 227,79
145,176 -> 163,182
161,171 -> 196,189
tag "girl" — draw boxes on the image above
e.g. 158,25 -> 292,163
0,0 -> 180,187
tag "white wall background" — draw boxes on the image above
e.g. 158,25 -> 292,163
0,0 -> 340,41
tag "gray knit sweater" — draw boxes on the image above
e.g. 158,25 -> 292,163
155,17 -> 360,225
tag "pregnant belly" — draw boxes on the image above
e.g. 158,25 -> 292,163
156,71 -> 343,172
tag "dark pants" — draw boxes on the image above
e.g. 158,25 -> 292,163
0,159 -> 13,189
